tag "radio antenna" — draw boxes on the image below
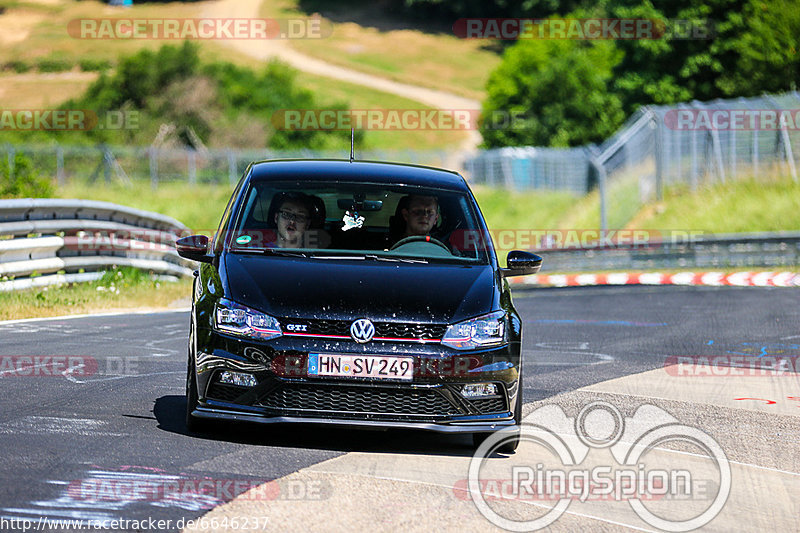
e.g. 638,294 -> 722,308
350,128 -> 355,163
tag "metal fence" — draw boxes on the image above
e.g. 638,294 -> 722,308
0,143 -> 450,188
0,199 -> 192,291
466,91 -> 800,230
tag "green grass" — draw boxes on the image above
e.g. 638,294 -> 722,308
54,172 -> 800,237
260,0 -> 499,101
0,267 -> 191,321
0,0 -> 472,152
637,174 -> 800,233
56,181 -> 235,231
471,186 -> 578,231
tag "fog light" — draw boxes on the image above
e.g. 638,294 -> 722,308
461,383 -> 498,398
219,371 -> 257,387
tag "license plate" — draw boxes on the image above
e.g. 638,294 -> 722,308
308,353 -> 413,380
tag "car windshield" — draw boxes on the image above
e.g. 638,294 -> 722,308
226,180 -> 491,263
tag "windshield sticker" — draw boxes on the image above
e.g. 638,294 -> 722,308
342,211 -> 365,231
235,235 -> 252,245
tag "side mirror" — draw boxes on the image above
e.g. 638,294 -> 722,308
501,250 -> 542,277
176,235 -> 213,263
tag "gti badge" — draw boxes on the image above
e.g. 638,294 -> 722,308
286,324 -> 309,332
350,318 -> 375,343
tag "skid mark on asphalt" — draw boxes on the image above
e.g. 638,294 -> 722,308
1,466 -> 250,525
526,342 -> 616,365
0,417 -> 126,437
527,319 -> 667,327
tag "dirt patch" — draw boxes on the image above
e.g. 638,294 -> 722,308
0,11 -> 46,45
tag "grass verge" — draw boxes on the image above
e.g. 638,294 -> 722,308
260,0 -> 499,101
0,267 -> 191,321
634,174 -> 800,233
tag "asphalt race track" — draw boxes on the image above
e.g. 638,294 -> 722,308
0,286 -> 798,532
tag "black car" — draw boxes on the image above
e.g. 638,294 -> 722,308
176,159 -> 541,451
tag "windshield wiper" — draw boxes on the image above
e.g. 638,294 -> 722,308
231,247 -> 308,258
309,253 -> 428,264
366,254 -> 428,264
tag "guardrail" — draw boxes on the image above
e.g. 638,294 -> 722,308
0,199 -> 193,291
535,231 -> 800,272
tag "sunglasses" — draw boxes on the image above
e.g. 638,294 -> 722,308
279,210 -> 310,224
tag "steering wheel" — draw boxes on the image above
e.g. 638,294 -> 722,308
389,235 -> 451,253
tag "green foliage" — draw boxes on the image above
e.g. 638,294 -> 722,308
482,0 -> 800,147
64,41 -> 356,149
0,152 -> 54,198
4,60 -> 31,73
389,0 -> 584,19
78,58 -> 112,72
36,58 -> 73,73
481,35 -> 625,147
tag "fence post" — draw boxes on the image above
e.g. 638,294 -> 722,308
593,157 -> 608,233
691,125 -> 698,190
650,107 -> 663,201
710,128 -> 726,182
227,150 -> 237,185
56,146 -> 65,186
149,147 -> 158,189
188,149 -> 197,186
7,146 -> 15,181
779,126 -> 798,182
103,146 -> 111,183
730,122 -> 737,179
752,127 -> 759,176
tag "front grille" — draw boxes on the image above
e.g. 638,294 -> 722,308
469,397 -> 507,414
257,383 -> 459,416
281,318 -> 446,341
206,382 -> 249,403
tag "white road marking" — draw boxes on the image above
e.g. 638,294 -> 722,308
0,416 -> 125,437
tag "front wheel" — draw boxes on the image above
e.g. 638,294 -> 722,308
185,322 -> 211,433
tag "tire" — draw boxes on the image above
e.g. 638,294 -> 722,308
472,392 -> 522,454
185,322 -> 210,433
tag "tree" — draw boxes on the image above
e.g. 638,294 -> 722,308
480,36 -> 625,148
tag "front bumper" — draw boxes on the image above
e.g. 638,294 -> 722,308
191,406 -> 519,434
192,329 -> 521,432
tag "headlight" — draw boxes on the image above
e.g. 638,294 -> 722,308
441,310 -> 506,350
215,298 -> 282,340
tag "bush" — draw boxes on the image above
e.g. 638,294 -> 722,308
5,60 -> 31,73
79,58 -> 112,72
0,153 -> 54,198
67,41 -> 356,149
37,58 -> 73,73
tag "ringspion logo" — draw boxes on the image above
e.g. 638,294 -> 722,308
468,401 -> 730,531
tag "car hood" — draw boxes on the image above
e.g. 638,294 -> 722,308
222,253 -> 497,324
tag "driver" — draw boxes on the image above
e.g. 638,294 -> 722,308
401,195 -> 439,237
